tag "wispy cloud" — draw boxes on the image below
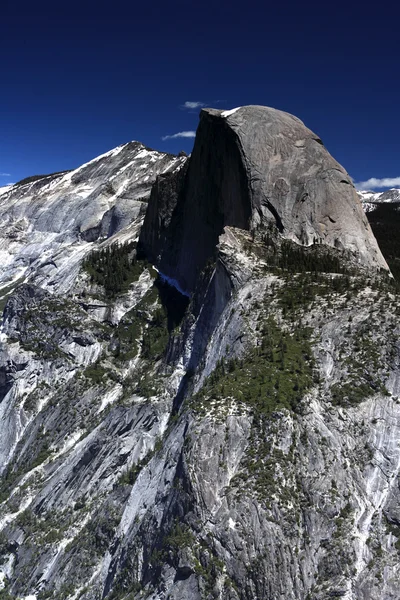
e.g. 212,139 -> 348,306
162,131 -> 196,141
0,172 -> 11,177
355,176 -> 400,191
180,101 -> 206,110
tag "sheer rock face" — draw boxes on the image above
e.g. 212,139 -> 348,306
140,105 -> 388,293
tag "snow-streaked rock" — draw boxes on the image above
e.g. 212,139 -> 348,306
0,142 -> 186,295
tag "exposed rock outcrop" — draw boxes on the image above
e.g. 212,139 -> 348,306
0,142 -> 187,295
140,106 -> 388,293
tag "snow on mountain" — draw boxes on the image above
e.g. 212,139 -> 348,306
358,188 -> 400,212
0,142 -> 186,296
0,185 -> 13,196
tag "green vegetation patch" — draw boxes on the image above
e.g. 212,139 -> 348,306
114,276 -> 189,363
273,239 -> 350,274
83,241 -> 150,297
82,361 -> 111,384
149,518 -> 195,571
367,202 -> 400,286
69,507 -> 121,557
275,271 -> 354,316
14,508 -> 68,545
194,317 -> 314,418
113,284 -> 167,362
245,224 -> 353,275
331,326 -> 389,406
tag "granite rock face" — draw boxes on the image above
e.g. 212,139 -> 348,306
140,106 -> 388,293
0,110 -> 399,600
0,142 -> 186,295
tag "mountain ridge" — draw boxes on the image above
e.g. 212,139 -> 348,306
358,188 -> 400,212
0,141 -> 186,298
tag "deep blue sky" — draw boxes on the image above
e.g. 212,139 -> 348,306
1,0 -> 399,189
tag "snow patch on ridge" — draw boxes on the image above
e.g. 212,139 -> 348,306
221,107 -> 242,117
0,185 -> 13,196
61,143 -> 129,183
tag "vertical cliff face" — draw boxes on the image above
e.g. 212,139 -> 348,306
140,106 -> 388,294
140,112 -> 252,293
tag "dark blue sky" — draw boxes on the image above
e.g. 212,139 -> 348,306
1,0 -> 399,189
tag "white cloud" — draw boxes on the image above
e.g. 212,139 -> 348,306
162,131 -> 196,141
180,101 -> 206,110
355,176 -> 400,191
0,172 -> 11,177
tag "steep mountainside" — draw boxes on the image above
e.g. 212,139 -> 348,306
0,142 -> 186,298
0,107 -> 400,600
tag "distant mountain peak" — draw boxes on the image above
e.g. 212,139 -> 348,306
358,187 -> 400,212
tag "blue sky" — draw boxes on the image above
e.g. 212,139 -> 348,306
0,0 -> 399,190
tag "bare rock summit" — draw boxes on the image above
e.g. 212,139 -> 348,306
140,105 -> 388,293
